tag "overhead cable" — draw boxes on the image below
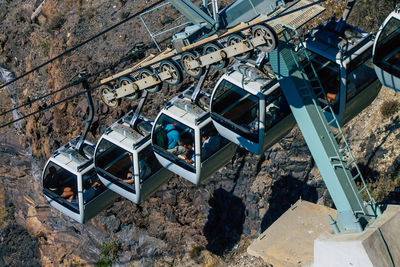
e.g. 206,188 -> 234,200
0,82 -> 102,129
0,0 -> 327,127
0,0 -> 164,90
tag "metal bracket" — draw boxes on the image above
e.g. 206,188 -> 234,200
129,90 -> 149,129
191,65 -> 210,103
75,70 -> 94,156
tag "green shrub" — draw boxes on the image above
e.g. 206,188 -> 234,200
366,174 -> 400,203
47,15 -> 66,32
380,100 -> 400,118
96,241 -> 118,267
189,245 -> 202,259
39,40 -> 50,57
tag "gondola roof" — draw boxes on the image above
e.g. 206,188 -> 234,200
102,111 -> 153,149
50,137 -> 94,172
163,88 -> 210,125
304,18 -> 372,63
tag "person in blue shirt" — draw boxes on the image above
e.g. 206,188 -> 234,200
165,123 -> 180,148
165,123 -> 185,155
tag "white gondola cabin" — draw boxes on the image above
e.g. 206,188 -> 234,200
42,138 -> 117,223
94,112 -> 173,203
210,64 -> 296,155
372,6 -> 400,91
211,19 -> 382,155
302,19 -> 382,125
152,88 -> 237,185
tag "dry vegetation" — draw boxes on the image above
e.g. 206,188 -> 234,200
380,100 -> 400,119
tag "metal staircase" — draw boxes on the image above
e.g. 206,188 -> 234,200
269,27 -> 381,232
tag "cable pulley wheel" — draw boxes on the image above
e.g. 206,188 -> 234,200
252,24 -> 278,52
181,51 -> 204,78
118,76 -> 141,101
138,68 -> 161,93
100,84 -> 120,108
227,33 -> 252,61
159,60 -> 182,86
202,42 -> 228,70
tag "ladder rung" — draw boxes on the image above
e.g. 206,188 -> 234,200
352,173 -> 361,180
301,62 -> 311,69
315,92 -> 325,99
322,104 -> 330,112
346,159 -> 356,168
358,185 -> 367,193
307,75 -> 316,80
327,118 -> 337,125
317,99 -> 327,106
334,134 -> 342,140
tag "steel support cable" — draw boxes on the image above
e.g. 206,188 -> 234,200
0,82 -> 103,129
0,50 -> 139,125
0,0 -> 164,90
0,60 -> 114,117
0,0 -> 328,127
1,0 -> 326,117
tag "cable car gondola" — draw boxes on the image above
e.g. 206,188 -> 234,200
94,112 -> 173,203
42,138 -> 117,223
42,71 -> 117,223
210,63 -> 296,155
302,18 -> 382,125
372,5 -> 400,92
210,19 -> 381,155
152,86 -> 238,185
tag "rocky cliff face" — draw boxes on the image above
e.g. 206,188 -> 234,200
1,0 -> 399,266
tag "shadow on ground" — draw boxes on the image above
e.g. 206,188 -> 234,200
203,188 -> 245,256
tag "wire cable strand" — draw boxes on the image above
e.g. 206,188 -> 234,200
0,0 -> 327,127
0,58 -> 119,117
0,82 -> 102,129
0,0 -> 164,90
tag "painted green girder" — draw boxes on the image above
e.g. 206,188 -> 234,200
268,36 -> 380,233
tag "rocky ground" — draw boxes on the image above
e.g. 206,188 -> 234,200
0,0 -> 399,266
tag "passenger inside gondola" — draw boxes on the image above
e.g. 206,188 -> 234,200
122,153 -> 134,184
95,139 -> 135,187
82,168 -> 106,204
83,181 -> 101,202
211,79 -> 259,141
308,53 -> 341,112
201,131 -> 220,158
248,90 -> 291,133
154,114 -> 196,167
138,146 -> 161,182
178,141 -> 195,164
200,122 -> 229,161
266,94 -> 290,126
165,122 -> 185,155
43,164 -> 78,205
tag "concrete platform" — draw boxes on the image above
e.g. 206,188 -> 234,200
247,199 -> 337,267
314,205 -> 400,267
